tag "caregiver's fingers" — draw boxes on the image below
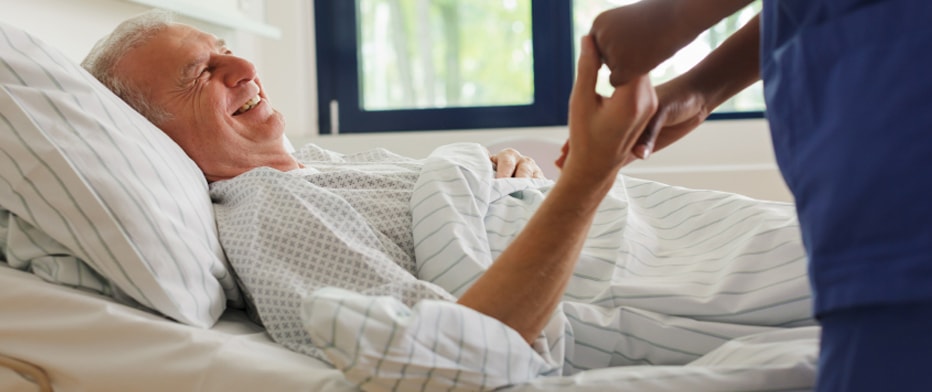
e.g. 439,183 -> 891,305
555,140 -> 569,169
632,102 -> 665,160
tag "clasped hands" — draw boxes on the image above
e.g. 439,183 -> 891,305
496,1 -> 730,180
556,2 -> 722,174
554,31 -> 657,181
493,30 -> 662,181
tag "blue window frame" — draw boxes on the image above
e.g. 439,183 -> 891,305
314,0 -> 763,135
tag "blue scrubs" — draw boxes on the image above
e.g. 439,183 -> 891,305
761,0 -> 932,389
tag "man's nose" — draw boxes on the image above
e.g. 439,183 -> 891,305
219,55 -> 258,87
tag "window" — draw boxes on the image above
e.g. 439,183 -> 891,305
315,0 -> 763,134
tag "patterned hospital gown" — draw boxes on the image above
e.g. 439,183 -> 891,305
210,142 -> 815,391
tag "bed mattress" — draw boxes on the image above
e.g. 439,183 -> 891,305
0,265 -> 818,391
0,266 -> 354,392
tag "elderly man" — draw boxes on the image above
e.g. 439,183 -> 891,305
83,11 -> 816,390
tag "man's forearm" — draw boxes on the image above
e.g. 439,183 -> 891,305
467,32 -> 656,344
457,173 -> 616,343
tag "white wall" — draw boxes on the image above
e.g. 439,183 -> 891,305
0,0 -> 273,81
1,0 -> 147,61
0,0 -> 793,202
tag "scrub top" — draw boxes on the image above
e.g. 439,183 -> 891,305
760,0 -> 932,316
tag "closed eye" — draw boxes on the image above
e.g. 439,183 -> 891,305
195,64 -> 216,84
188,68 -> 206,85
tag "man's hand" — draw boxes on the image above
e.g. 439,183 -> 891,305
458,35 -> 656,344
558,34 -> 657,179
490,148 -> 546,179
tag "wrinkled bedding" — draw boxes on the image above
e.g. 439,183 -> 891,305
212,143 -> 817,391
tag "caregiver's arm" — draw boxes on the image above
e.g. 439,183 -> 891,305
633,14 -> 761,158
457,35 -> 657,344
590,0 -> 752,86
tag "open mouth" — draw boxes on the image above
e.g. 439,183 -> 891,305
234,95 -> 261,115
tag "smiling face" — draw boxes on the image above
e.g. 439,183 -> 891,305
113,24 -> 297,182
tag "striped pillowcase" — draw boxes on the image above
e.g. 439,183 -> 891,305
0,22 -> 239,328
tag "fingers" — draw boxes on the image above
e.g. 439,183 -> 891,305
634,108 -> 665,159
571,35 -> 601,107
606,73 -> 658,135
608,66 -> 637,88
513,160 -> 535,178
490,152 -> 514,178
566,34 -> 657,175
497,158 -> 515,178
513,156 -> 543,178
555,141 -> 569,169
491,149 -> 543,178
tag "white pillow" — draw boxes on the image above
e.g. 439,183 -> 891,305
0,22 -> 239,327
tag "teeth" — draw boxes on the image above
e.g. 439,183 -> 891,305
235,96 -> 261,115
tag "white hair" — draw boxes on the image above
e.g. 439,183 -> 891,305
81,10 -> 174,124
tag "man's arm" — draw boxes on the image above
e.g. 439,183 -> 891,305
590,0 -> 752,87
457,35 -> 657,343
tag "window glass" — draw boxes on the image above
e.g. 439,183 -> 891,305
315,0 -> 762,134
356,0 -> 534,111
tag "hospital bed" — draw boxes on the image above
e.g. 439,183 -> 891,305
0,21 -> 817,391
0,265 -> 818,392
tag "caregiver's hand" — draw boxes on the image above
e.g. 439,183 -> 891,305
589,0 -> 752,86
631,77 -> 709,159
628,13 -> 762,160
589,0 -> 687,87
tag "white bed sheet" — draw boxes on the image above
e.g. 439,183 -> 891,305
0,262 -> 818,392
0,266 -> 354,392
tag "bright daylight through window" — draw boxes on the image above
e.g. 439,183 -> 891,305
357,0 -> 534,110
315,0 -> 763,133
